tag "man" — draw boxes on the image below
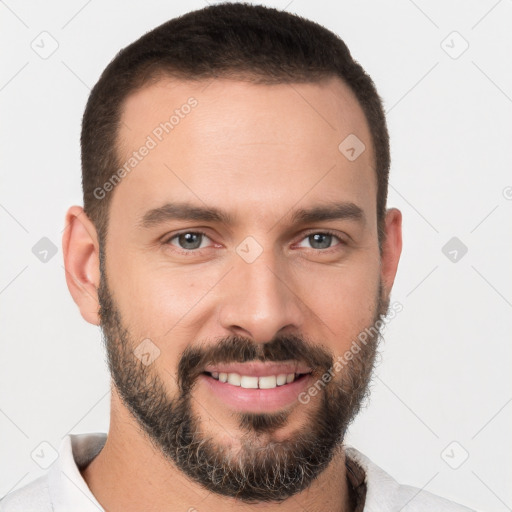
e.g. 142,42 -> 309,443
0,3 -> 475,511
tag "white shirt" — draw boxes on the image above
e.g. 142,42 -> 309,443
0,432 -> 476,511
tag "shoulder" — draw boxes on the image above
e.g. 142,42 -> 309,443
0,475 -> 52,512
384,482 -> 477,511
0,432 -> 107,512
344,446 -> 477,512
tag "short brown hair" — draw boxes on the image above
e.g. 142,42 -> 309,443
81,2 -> 390,249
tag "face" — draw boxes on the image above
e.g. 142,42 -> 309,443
95,76 -> 398,502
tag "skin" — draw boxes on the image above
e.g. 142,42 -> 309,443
62,76 -> 402,512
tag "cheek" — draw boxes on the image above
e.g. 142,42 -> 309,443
110,255 -> 224,344
107,236 -> 381,360
106,261 -> 219,390
297,260 -> 380,343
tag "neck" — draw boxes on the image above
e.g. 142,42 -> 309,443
81,390 -> 354,512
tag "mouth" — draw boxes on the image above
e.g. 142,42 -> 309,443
199,363 -> 315,412
202,370 -> 312,389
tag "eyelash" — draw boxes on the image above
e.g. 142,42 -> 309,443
163,229 -> 346,255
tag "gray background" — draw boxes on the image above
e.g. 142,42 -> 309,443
1,1 -> 511,511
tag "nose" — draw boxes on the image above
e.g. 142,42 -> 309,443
217,248 -> 304,344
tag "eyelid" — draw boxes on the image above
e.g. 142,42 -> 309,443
294,229 -> 346,249
299,228 -> 345,240
164,229 -> 213,247
163,228 -> 347,255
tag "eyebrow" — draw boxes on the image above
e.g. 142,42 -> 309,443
138,200 -> 365,229
139,202 -> 235,228
290,202 -> 364,225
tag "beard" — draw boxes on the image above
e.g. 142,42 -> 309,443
97,254 -> 389,503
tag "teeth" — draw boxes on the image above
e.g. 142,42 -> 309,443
240,376 -> 259,389
209,371 -> 305,389
259,375 -> 277,389
276,374 -> 287,386
227,373 -> 241,386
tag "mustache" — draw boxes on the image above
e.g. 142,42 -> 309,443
177,334 -> 334,393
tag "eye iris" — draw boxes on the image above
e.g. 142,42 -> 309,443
310,233 -> 332,249
175,233 -> 334,250
179,232 -> 202,250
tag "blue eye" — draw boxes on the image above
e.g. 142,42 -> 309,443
297,231 -> 343,250
163,229 -> 344,255
167,231 -> 211,251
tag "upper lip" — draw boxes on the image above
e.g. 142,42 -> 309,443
203,361 -> 312,377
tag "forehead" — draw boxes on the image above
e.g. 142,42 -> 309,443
112,76 -> 376,230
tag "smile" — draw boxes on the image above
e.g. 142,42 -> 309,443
204,371 -> 311,389
200,364 -> 314,412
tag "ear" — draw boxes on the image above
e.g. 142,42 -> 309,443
62,206 -> 101,326
380,208 -> 402,295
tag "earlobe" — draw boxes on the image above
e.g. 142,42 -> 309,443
62,206 -> 102,326
380,208 -> 402,295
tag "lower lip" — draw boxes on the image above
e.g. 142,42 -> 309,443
199,373 -> 313,413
